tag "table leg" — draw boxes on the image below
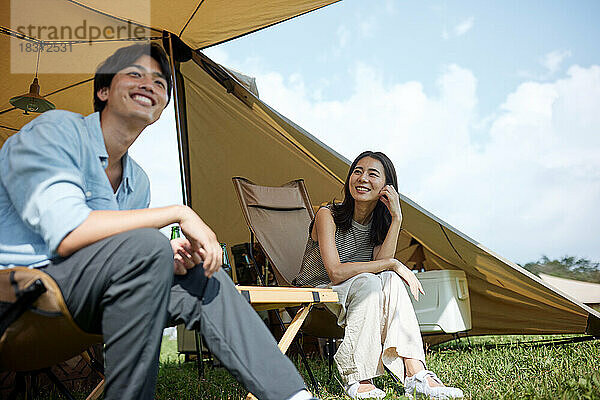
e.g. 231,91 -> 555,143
246,304 -> 314,400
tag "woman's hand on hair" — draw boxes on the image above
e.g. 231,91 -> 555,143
392,259 -> 425,301
379,185 -> 402,221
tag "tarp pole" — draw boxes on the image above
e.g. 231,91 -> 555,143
168,32 -> 190,206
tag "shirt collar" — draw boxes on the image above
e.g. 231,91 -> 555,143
121,153 -> 135,193
85,112 -> 135,194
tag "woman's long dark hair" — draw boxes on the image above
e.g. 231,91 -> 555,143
331,151 -> 399,246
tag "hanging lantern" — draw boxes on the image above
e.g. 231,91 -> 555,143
9,43 -> 56,115
10,77 -> 55,114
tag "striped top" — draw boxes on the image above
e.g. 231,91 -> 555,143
294,207 -> 374,287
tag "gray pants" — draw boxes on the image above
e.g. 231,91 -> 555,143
43,228 -> 305,400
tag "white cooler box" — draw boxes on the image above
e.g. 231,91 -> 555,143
408,270 -> 472,334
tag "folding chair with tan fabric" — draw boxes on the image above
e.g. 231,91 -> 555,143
232,177 -> 344,388
0,267 -> 104,400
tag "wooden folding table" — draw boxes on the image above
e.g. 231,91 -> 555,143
235,285 -> 338,400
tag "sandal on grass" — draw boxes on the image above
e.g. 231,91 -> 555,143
404,370 -> 464,399
344,381 -> 386,399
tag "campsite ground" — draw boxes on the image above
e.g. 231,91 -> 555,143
154,334 -> 600,400
34,334 -> 600,399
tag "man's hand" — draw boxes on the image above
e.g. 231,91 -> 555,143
178,207 -> 222,277
171,237 -> 203,275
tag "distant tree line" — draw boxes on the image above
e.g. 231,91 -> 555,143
522,256 -> 600,283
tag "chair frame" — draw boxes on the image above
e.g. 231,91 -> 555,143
0,267 -> 104,399
232,177 -> 343,390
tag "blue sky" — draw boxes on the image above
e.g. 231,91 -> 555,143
134,0 -> 600,264
212,0 -> 599,114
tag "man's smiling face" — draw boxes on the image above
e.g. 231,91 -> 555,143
97,54 -> 168,127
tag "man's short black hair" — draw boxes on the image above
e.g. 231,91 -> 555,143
93,42 -> 172,113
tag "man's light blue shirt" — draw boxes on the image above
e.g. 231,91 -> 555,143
0,110 -> 150,267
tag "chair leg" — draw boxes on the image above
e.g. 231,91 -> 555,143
384,365 -> 401,384
327,338 -> 335,382
8,372 -> 25,400
43,368 -> 77,400
194,328 -> 204,379
86,379 -> 105,400
296,337 -> 319,393
247,234 -> 266,286
83,348 -> 105,376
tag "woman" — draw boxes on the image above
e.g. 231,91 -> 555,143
294,151 -> 463,399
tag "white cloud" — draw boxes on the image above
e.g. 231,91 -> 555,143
249,61 -> 600,264
337,25 -> 350,49
384,0 -> 397,15
359,17 -> 376,38
541,50 -> 571,76
202,47 -> 229,65
443,17 -> 474,39
519,50 -> 572,80
454,17 -> 474,37
442,28 -> 449,41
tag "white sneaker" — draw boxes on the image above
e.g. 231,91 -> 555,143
344,381 -> 387,399
404,370 -> 464,399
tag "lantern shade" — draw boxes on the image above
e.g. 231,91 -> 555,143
9,78 -> 56,114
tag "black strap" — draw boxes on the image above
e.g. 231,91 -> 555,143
240,290 -> 250,303
312,291 -> 320,302
10,271 -> 20,296
0,274 -> 47,337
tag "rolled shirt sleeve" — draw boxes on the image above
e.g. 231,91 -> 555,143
0,113 -> 92,254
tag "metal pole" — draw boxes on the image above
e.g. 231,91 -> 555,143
167,32 -> 189,206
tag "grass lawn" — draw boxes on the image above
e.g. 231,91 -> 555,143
153,334 -> 600,400
29,333 -> 599,399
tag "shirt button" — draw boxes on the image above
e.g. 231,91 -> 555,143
85,191 -> 92,198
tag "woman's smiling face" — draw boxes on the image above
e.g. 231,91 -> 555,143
348,156 -> 386,203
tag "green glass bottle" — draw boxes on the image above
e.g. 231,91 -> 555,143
170,226 -> 181,240
220,243 -> 232,279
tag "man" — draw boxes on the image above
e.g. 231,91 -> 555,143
0,43 -> 316,400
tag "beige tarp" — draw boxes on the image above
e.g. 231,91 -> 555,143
1,0 -> 598,342
76,0 -> 340,50
180,53 -> 600,342
0,0 -> 339,140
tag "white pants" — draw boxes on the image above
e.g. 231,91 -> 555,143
327,271 -> 426,384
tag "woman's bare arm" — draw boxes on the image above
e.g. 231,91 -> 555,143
314,207 -> 396,285
314,206 -> 423,298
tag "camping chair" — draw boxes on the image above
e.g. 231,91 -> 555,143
0,267 -> 104,399
232,177 -> 344,388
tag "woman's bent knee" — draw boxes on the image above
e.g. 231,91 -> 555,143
348,273 -> 383,303
351,273 -> 382,292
